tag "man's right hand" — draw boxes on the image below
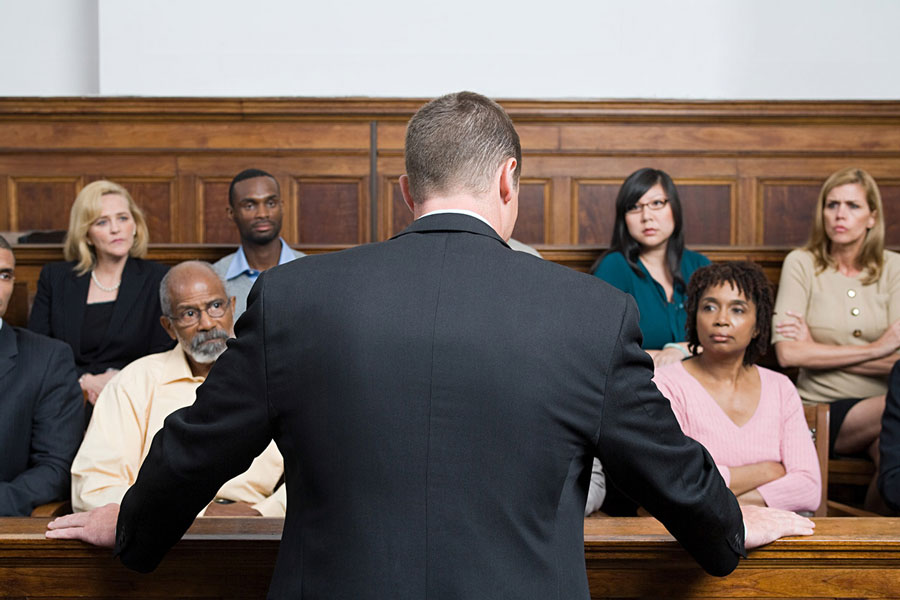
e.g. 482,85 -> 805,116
741,504 -> 815,549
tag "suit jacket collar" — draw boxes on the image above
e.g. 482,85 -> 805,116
391,212 -> 511,249
62,257 -> 144,358
0,321 -> 17,381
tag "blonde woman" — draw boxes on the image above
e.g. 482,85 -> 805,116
773,167 -> 900,511
29,181 -> 172,405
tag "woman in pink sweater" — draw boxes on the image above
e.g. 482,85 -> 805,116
654,262 -> 821,512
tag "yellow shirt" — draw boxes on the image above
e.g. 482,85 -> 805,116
71,344 -> 286,516
772,249 -> 900,402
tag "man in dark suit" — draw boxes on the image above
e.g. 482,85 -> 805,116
47,92 -> 813,598
0,236 -> 84,516
878,363 -> 900,511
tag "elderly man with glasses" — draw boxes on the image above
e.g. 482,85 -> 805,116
70,260 -> 285,517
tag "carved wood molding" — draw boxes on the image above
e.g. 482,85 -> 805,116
2,98 -> 900,124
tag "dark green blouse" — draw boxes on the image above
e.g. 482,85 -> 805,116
593,250 -> 710,350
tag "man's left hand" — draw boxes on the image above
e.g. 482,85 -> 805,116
45,503 -> 119,547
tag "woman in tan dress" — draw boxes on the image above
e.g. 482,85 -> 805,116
773,167 -> 900,511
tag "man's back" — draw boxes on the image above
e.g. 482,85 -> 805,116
117,214 -> 742,598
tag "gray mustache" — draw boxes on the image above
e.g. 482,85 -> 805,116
191,329 -> 230,351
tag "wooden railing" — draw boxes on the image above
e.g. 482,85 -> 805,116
5,243 -> 800,328
2,517 -> 898,599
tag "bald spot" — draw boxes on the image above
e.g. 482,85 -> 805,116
165,261 -> 227,310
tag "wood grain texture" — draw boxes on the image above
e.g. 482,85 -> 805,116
199,179 -> 236,244
513,180 -> 549,244
296,179 -> 367,244
2,98 -> 900,250
880,183 -> 900,246
679,183 -> 733,245
575,181 -> 619,245
761,182 -> 820,247
0,517 -> 897,598
10,178 -> 80,232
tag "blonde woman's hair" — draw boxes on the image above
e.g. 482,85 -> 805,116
64,180 -> 150,275
804,167 -> 885,285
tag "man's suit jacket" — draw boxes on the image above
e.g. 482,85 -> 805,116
0,323 -> 84,515
878,362 -> 900,510
117,214 -> 744,598
28,257 -> 173,374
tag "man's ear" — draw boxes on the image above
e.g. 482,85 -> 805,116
499,157 -> 518,205
399,175 -> 416,214
226,202 -> 235,222
160,315 -> 177,341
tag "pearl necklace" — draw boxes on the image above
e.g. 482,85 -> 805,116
91,270 -> 121,292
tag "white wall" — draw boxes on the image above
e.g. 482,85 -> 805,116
1,0 -> 898,99
0,0 -> 99,95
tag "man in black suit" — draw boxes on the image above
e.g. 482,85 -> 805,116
47,92 -> 813,598
0,236 -> 84,515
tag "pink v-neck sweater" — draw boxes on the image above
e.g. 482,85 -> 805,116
654,362 -> 821,513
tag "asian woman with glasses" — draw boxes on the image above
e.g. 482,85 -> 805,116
592,168 -> 709,367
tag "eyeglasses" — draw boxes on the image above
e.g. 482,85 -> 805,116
625,198 -> 668,215
168,300 -> 228,326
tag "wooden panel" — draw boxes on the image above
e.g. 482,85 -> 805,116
3,517 -> 900,599
296,179 -> 366,244
10,178 -> 81,232
760,182 -> 820,246
678,183 -> 733,246
0,121 -> 371,151
585,517 -> 900,599
9,246 -> 803,310
575,181 -> 619,245
3,98 -> 900,254
575,181 -> 732,247
512,180 -> 548,244
0,175 -> 8,231
559,122 -> 900,154
198,179 -> 237,244
881,183 -> 900,246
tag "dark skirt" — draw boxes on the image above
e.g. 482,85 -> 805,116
828,397 -> 865,457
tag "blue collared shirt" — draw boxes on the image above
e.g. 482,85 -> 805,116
213,239 -> 305,319
224,238 -> 298,282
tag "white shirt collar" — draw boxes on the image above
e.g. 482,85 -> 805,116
417,209 -> 493,229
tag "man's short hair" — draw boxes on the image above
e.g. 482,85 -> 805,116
404,91 -> 521,203
0,235 -> 11,252
228,168 -> 279,207
159,261 -> 224,317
